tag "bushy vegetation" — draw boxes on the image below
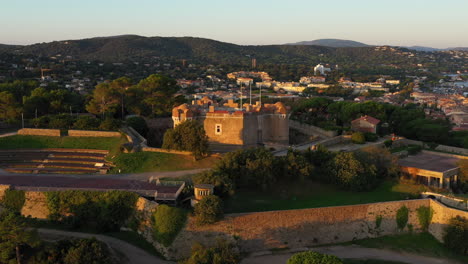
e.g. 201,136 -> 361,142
443,216 -> 468,255
194,195 -> 224,225
416,206 -> 433,231
35,238 -> 113,264
152,205 -> 187,246
181,239 -> 240,264
163,120 -> 209,159
396,206 -> 409,230
126,116 -> 149,137
195,146 -> 398,197
0,211 -> 39,263
32,114 -> 121,131
351,132 -> 366,144
45,190 -> 139,232
1,189 -> 25,213
287,251 -> 343,264
290,98 -> 465,149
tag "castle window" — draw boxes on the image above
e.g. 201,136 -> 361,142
215,124 -> 222,135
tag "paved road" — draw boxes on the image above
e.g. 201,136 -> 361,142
1,168 -> 209,181
241,245 -> 460,264
38,228 -> 172,264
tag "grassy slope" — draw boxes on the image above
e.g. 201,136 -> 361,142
0,135 -> 123,150
225,180 -> 424,213
108,152 -> 219,173
349,233 -> 468,263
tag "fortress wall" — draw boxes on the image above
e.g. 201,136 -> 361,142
68,130 -> 121,137
164,199 -> 430,259
289,120 -> 338,138
18,128 -> 61,137
264,115 -> 289,144
203,116 -> 245,146
429,199 -> 468,241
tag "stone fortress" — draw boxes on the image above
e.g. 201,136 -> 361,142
172,96 -> 289,152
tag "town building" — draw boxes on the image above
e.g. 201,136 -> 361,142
351,115 -> 380,134
172,98 -> 289,152
399,152 -> 459,189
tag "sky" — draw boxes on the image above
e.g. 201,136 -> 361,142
1,0 -> 467,48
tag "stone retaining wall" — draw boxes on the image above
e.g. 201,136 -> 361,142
429,199 -> 468,241
394,138 -> 468,156
68,130 -> 121,137
18,128 -> 61,137
289,120 -> 338,138
422,192 -> 468,211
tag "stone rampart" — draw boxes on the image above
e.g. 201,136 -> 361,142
429,199 -> 468,241
68,130 -> 121,137
0,184 -> 10,200
18,128 -> 61,137
289,120 -> 338,138
422,192 -> 468,211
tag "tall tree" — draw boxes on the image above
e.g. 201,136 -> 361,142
0,212 -> 40,264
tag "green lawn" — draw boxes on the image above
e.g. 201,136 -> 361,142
348,232 -> 468,263
225,180 -> 424,213
108,152 -> 219,173
0,135 -> 124,151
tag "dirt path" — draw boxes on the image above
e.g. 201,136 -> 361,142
37,228 -> 173,264
241,245 -> 459,264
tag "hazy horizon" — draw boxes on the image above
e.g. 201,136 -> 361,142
1,0 -> 467,48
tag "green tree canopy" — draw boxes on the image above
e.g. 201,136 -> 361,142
162,120 -> 209,159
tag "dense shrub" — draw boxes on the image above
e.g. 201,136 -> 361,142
384,139 -> 393,148
416,206 -> 433,231
45,190 -> 138,232
327,152 -> 378,191
396,206 -> 409,230
287,251 -> 343,264
194,195 -> 224,225
1,189 -> 25,212
32,238 -> 112,264
351,132 -> 366,144
32,116 -> 50,128
73,115 -> 100,130
62,238 -> 112,264
152,205 -> 187,246
48,114 -> 75,129
375,215 -> 383,229
443,216 -> 468,255
364,132 -> 378,142
98,118 -> 121,131
163,120 -> 209,159
182,240 -> 240,264
126,116 -> 149,137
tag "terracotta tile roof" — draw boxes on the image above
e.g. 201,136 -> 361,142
352,115 -> 381,125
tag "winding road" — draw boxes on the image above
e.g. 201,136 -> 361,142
241,245 -> 461,264
38,228 -> 171,264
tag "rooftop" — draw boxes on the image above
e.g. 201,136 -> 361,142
398,153 -> 459,173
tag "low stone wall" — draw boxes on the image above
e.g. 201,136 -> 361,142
422,192 -> 468,211
68,130 -> 121,137
314,135 -> 351,148
394,138 -> 468,156
18,128 -> 61,137
429,199 -> 468,241
289,120 -> 338,138
141,147 -> 193,156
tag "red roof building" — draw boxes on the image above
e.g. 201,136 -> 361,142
351,115 -> 381,134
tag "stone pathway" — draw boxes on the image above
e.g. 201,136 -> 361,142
241,245 -> 460,264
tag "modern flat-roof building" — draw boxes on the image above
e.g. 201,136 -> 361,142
399,152 -> 459,189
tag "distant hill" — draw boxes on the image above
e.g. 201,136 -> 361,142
0,35 -> 449,69
285,39 -> 370,48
